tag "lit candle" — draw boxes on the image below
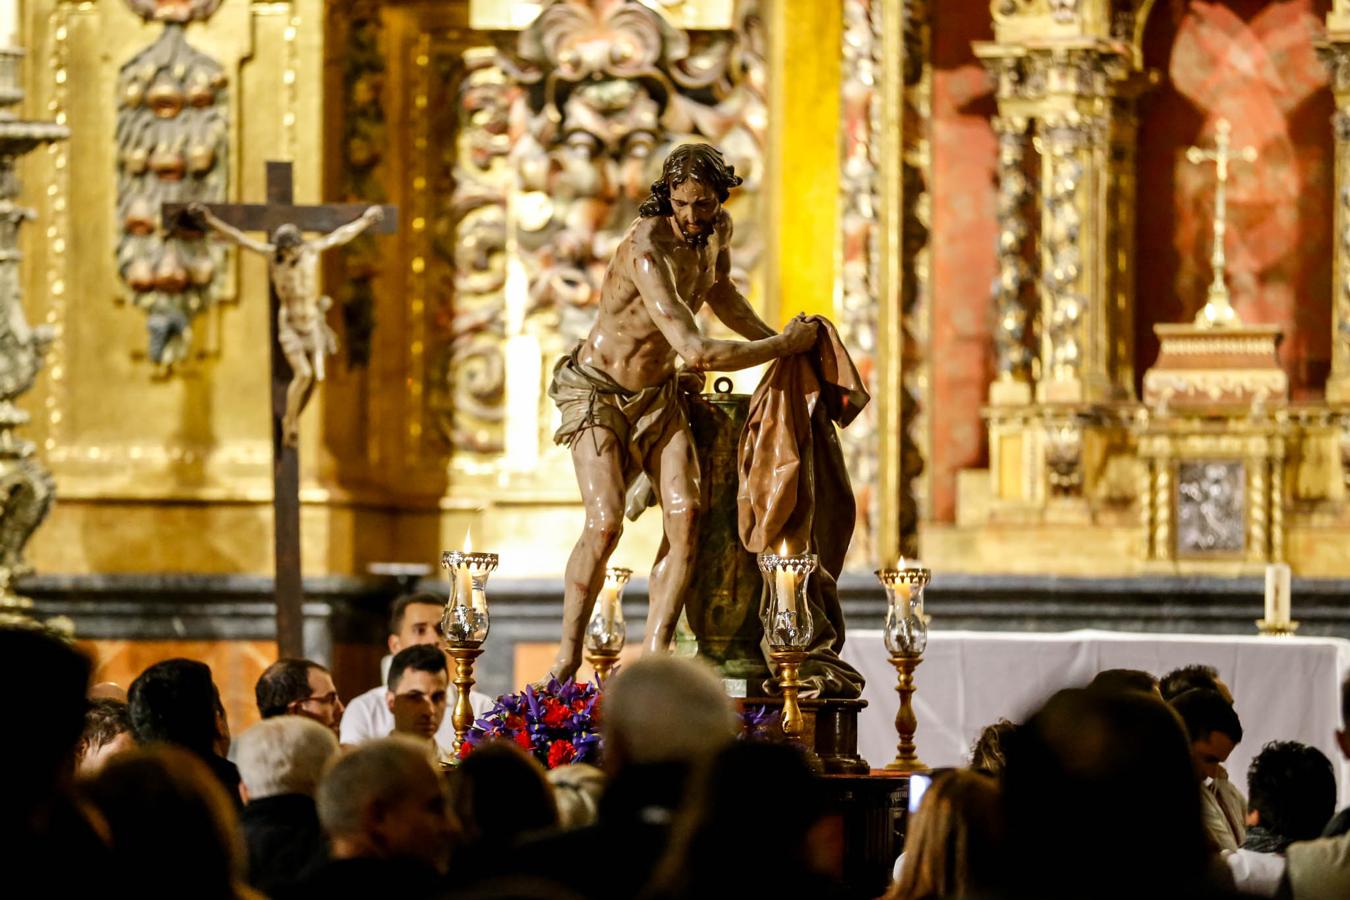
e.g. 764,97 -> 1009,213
598,581 -> 619,620
1264,563 -> 1291,625
774,541 -> 796,613
456,532 -> 474,610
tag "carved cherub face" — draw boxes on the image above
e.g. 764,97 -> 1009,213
668,178 -> 719,247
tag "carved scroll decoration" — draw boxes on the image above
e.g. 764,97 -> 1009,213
336,4 -> 387,369
115,13 -> 228,369
496,0 -> 767,351
428,0 -> 767,458
429,48 -> 512,454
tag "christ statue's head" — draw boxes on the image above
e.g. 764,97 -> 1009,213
638,143 -> 742,247
273,224 -> 303,259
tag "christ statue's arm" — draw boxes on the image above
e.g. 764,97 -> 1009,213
703,214 -> 776,340
188,202 -> 274,255
631,242 -> 813,371
310,206 -> 384,253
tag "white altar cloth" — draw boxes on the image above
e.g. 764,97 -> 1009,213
840,629 -> 1350,805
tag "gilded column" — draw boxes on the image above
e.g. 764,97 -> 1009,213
1037,106 -> 1108,404
990,114 -> 1034,405
1105,91 -> 1143,398
1319,24 -> 1350,402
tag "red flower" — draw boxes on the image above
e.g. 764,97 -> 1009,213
572,700 -> 587,713
514,729 -> 534,752
547,739 -> 577,769
505,713 -> 525,731
458,741 -> 474,760
541,698 -> 570,728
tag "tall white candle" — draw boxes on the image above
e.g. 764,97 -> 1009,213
456,564 -> 474,612
1264,563 -> 1292,625
775,566 -> 796,614
598,583 -> 619,621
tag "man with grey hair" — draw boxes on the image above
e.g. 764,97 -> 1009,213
288,736 -> 453,898
236,716 -> 339,896
518,656 -> 739,899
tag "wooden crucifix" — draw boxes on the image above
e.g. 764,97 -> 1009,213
164,161 -> 397,657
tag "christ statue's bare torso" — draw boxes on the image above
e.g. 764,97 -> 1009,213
549,145 -> 816,680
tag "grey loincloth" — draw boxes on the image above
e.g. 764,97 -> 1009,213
549,347 -> 705,521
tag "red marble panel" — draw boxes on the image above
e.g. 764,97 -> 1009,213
928,1 -> 997,522
79,639 -> 278,737
1136,0 -> 1334,398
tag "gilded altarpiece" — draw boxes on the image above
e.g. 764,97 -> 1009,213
19,0 -> 910,583
933,0 -> 1350,577
19,0 -> 370,578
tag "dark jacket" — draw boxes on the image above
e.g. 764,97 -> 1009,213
279,857 -> 443,900
240,793 -> 328,895
511,762 -> 691,900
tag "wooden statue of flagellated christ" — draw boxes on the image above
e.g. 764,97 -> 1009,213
548,143 -> 818,681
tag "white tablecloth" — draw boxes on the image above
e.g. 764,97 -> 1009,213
840,629 -> 1350,805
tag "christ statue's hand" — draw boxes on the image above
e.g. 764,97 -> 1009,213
780,315 -> 819,355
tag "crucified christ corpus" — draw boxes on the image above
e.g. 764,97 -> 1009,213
547,143 -> 818,680
164,161 -> 397,658
188,199 -> 383,446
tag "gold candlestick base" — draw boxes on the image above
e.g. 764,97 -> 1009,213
586,648 -> 621,685
1256,619 -> 1300,637
885,653 -> 928,773
770,649 -> 809,740
445,643 -> 484,753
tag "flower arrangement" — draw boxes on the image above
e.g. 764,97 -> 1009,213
460,676 -> 603,769
739,704 -> 783,742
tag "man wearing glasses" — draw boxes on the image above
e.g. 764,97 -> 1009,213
256,658 -> 346,737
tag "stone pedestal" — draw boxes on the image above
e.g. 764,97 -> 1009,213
739,696 -> 870,775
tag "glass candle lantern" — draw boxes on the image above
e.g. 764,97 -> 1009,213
440,550 -> 498,645
585,566 -> 631,655
878,563 -> 931,656
757,550 -> 818,650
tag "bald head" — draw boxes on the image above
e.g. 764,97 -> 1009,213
603,656 -> 738,769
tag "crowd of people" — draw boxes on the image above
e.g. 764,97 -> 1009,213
10,590 -> 1350,899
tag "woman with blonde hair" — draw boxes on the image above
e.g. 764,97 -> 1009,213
889,769 -> 1003,900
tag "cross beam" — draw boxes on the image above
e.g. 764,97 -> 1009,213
163,161 -> 397,657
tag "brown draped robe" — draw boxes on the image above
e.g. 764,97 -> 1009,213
736,316 -> 867,699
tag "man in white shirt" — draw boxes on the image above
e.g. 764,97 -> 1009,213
387,645 -> 451,761
340,592 -> 493,747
